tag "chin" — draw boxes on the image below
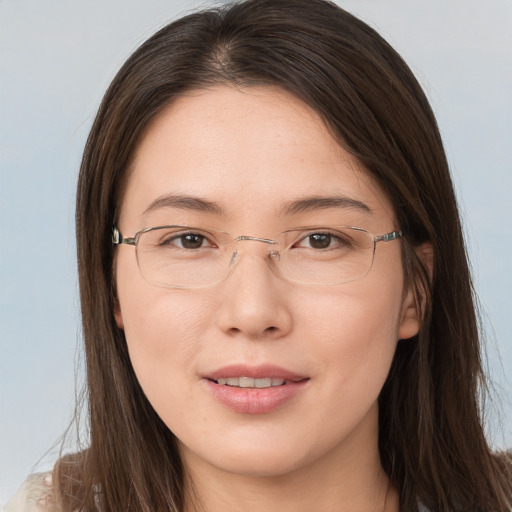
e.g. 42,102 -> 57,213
178,433 -> 316,478
209,452 -> 310,479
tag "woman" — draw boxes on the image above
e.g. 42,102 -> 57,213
6,0 -> 511,510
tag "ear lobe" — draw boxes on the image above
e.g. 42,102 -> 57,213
398,286 -> 421,340
398,242 -> 434,340
114,300 -> 124,329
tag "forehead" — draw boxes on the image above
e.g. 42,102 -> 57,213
118,85 -> 395,230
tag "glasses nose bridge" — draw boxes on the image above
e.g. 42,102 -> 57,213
235,235 -> 277,245
229,235 -> 281,265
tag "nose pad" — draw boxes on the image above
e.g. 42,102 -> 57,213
229,250 -> 238,267
227,243 -> 280,279
269,249 -> 280,262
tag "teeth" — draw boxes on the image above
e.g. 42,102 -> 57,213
255,378 -> 271,388
216,377 -> 286,388
239,377 -> 254,388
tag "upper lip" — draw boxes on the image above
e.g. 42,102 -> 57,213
205,364 -> 309,382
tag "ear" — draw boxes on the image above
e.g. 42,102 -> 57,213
398,242 -> 434,340
114,299 -> 124,329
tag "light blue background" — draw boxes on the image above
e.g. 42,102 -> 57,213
1,0 -> 511,504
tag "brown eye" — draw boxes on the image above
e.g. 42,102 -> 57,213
178,234 -> 206,249
307,233 -> 332,249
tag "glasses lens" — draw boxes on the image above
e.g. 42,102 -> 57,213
136,226 -> 228,288
278,226 -> 375,285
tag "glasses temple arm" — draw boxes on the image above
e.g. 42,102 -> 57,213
374,230 -> 402,243
112,227 -> 136,246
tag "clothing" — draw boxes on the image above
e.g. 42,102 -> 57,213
3,473 -> 56,512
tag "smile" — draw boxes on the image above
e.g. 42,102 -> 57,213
215,377 -> 286,388
204,365 -> 309,414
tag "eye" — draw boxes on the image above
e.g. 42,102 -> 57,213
295,231 -> 349,250
177,233 -> 207,249
162,232 -> 214,250
306,233 -> 333,249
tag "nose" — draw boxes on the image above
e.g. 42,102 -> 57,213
215,245 -> 293,340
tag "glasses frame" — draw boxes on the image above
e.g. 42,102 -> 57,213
112,225 -> 403,288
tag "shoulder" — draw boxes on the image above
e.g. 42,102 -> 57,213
3,472 -> 58,512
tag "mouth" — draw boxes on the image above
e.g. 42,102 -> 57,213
210,377 -> 297,388
205,364 -> 309,388
203,365 -> 309,414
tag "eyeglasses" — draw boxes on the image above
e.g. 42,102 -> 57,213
112,225 -> 402,289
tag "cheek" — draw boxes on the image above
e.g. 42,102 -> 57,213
124,294 -> 212,361
120,292 -> 217,432
300,279 -> 403,388
297,287 -> 402,458
115,258 -> 214,404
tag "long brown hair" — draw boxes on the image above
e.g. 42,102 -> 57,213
62,0 -> 511,510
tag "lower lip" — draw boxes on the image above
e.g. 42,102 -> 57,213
204,379 -> 308,414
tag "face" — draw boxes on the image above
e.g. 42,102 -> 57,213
114,86 -> 419,480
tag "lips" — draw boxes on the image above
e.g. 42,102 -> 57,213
206,364 -> 308,382
203,364 -> 309,414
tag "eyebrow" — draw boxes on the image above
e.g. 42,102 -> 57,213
280,196 -> 373,216
142,193 -> 372,218
142,194 -> 224,216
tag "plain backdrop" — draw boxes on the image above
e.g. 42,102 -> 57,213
1,0 -> 511,504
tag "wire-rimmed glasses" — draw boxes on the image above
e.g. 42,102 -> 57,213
112,225 -> 402,289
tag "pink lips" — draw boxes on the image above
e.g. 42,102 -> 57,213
203,364 -> 309,414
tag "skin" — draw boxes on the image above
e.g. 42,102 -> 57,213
114,86 -> 421,512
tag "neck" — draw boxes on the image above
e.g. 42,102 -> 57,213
184,466 -> 396,512
181,409 -> 398,512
